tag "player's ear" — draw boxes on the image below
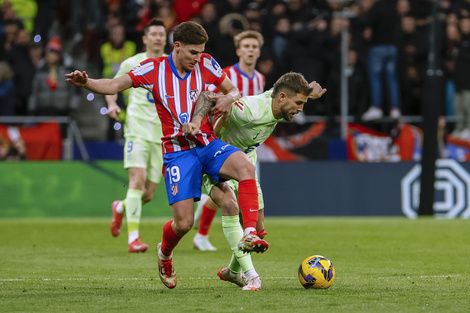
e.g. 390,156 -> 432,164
235,48 -> 241,57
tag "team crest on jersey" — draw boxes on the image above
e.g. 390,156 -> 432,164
179,112 -> 189,124
171,183 -> 178,196
190,90 -> 198,103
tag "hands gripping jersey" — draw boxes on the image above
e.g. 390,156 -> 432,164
127,53 -> 226,153
208,63 -> 265,96
115,52 -> 166,143
214,90 -> 281,163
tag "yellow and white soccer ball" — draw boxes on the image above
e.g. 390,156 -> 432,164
298,255 -> 335,289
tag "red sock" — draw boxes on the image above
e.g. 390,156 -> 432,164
238,179 -> 259,230
198,205 -> 217,236
161,220 -> 182,257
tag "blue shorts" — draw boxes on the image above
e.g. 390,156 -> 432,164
163,139 -> 241,205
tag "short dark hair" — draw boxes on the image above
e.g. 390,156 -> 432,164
144,18 -> 166,35
272,72 -> 313,98
173,21 -> 208,45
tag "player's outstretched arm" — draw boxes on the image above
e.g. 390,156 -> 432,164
65,71 -> 133,95
183,91 -> 217,136
308,81 -> 327,100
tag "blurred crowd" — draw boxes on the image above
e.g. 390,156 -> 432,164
1,0 -> 470,140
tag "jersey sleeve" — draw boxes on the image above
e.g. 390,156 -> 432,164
201,54 -> 226,87
126,59 -> 157,91
227,98 -> 253,128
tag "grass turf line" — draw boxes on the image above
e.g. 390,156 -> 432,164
0,217 -> 469,313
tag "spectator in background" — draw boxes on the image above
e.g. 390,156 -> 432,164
360,0 -> 402,121
451,15 -> 470,140
0,19 -> 20,61
199,2 -> 220,57
444,22 -> 460,116
28,36 -> 80,119
100,23 -> 136,140
397,14 -> 429,116
0,60 -> 15,115
8,28 -> 38,116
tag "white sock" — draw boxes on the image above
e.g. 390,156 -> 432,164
116,201 -> 124,214
244,227 -> 256,236
194,233 -> 208,240
244,269 -> 258,280
128,230 -> 139,244
158,247 -> 172,260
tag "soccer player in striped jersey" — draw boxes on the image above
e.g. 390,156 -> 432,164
105,19 -> 168,253
184,72 -> 327,290
194,30 -> 266,251
65,21 -> 267,289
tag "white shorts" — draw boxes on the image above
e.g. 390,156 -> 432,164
124,136 -> 163,184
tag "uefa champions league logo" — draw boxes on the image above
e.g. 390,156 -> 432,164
401,159 -> 470,219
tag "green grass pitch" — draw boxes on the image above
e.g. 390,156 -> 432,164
1,217 -> 469,312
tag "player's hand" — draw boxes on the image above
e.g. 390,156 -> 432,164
182,122 -> 200,136
106,101 -> 121,121
209,94 -> 233,118
308,81 -> 327,100
65,70 -> 88,87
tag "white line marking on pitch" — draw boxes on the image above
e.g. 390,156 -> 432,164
378,275 -> 460,279
0,277 -> 298,282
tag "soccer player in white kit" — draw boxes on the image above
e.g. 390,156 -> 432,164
184,72 -> 327,290
107,19 -> 168,253
193,30 -> 266,251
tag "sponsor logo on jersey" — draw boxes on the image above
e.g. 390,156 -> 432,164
147,91 -> 155,103
179,112 -> 189,124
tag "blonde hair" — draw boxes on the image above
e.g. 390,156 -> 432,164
233,30 -> 264,49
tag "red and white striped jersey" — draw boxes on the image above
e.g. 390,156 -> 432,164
127,53 -> 226,154
209,63 -> 265,96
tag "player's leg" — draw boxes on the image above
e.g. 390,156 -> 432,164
157,149 -> 203,289
202,140 -> 267,253
193,196 -> 218,251
218,151 -> 268,253
126,167 -> 148,252
210,182 -> 261,290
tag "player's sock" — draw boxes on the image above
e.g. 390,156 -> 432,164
125,189 -> 143,243
222,215 -> 254,273
238,179 -> 259,230
244,269 -> 259,280
198,205 -> 217,236
161,220 -> 182,257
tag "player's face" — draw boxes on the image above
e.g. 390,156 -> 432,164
280,93 -> 308,122
236,38 -> 260,66
174,42 -> 205,72
143,25 -> 166,53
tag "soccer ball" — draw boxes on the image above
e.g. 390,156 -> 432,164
298,255 -> 335,289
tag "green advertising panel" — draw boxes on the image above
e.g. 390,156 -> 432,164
0,161 -> 172,218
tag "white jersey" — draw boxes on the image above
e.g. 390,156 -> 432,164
115,52 -> 165,143
214,90 -> 281,163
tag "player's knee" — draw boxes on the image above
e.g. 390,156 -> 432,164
240,162 -> 256,179
174,221 -> 192,234
142,192 -> 154,203
218,197 -> 238,216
